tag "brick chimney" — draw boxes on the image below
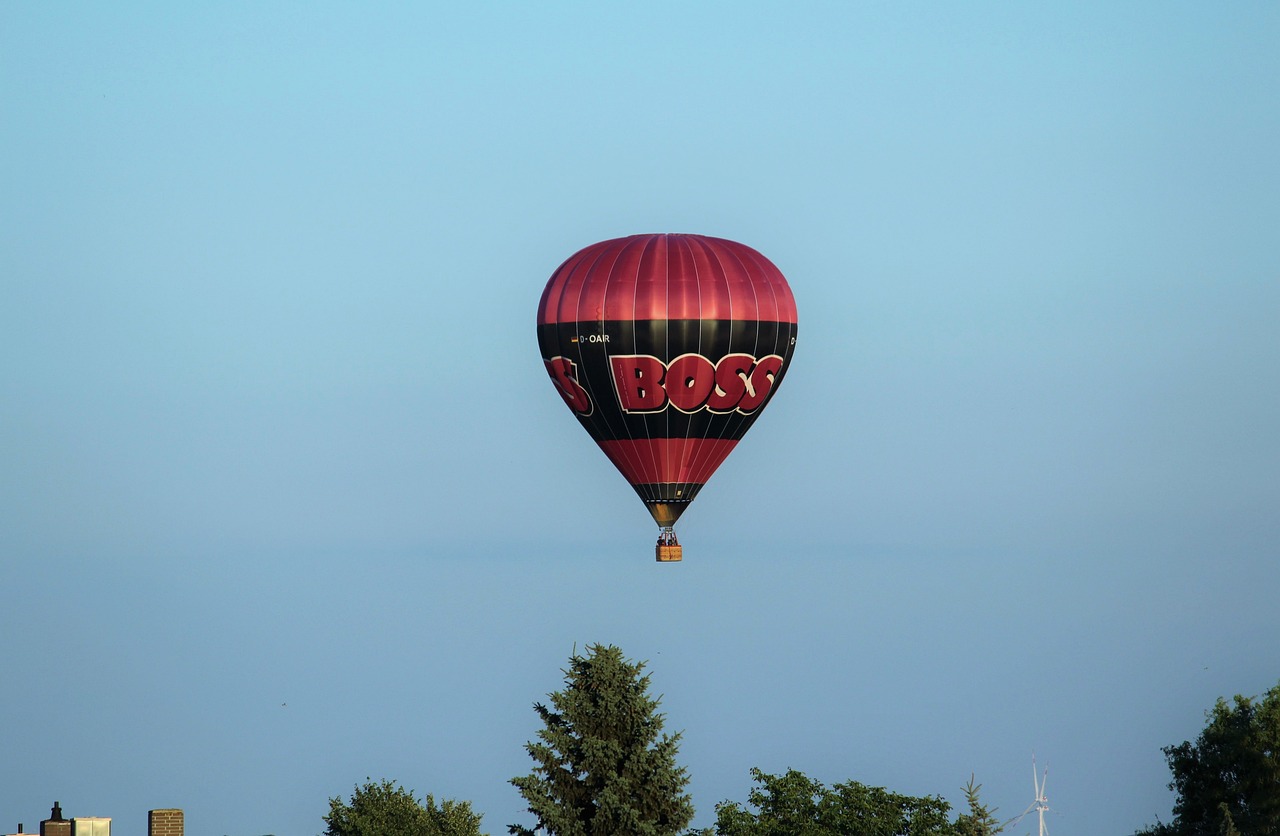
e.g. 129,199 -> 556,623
147,810 -> 182,836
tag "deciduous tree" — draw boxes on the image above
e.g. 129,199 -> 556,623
324,779 -> 486,836
1135,682 -> 1280,836
700,767 -> 964,835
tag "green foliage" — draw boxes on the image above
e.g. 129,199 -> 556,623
509,643 -> 695,836
700,767 -> 975,836
1135,682 -> 1280,836
953,775 -> 1003,836
324,779 -> 486,836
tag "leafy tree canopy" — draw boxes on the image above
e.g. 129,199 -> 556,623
324,779 -> 486,836
695,767 -> 1002,836
510,643 -> 694,836
1136,682 -> 1280,836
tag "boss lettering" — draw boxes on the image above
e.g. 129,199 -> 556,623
609,353 -> 784,414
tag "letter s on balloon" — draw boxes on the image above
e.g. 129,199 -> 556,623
738,354 -> 784,412
544,357 -> 593,415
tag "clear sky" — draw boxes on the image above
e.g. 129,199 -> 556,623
2,3 -> 1278,835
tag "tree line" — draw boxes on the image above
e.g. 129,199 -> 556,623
321,644 -> 1280,836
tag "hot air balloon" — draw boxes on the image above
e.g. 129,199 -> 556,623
537,233 -> 798,562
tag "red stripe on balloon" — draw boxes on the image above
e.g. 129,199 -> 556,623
596,437 -> 739,486
537,234 -> 797,326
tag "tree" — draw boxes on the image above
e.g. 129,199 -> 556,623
953,775 -> 1003,836
509,643 -> 694,836
699,767 -> 970,836
324,779 -> 486,836
1135,682 -> 1280,836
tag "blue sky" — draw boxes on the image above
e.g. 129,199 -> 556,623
2,3 -> 1278,835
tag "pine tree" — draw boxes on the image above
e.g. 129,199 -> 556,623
509,644 -> 694,836
954,775 -> 1003,836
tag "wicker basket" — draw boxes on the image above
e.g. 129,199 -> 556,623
655,544 -> 683,562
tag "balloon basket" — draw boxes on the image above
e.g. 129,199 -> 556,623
655,544 -> 683,562
655,528 -> 682,562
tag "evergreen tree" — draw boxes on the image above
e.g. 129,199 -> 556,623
953,775 -> 1003,836
509,644 -> 694,836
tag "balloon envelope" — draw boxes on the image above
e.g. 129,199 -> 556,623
537,233 -> 798,528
